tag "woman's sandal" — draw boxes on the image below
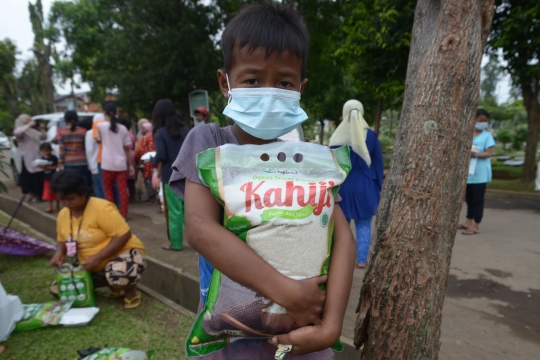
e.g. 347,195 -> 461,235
457,224 -> 470,230
357,264 -> 367,269
124,291 -> 142,309
105,291 -> 124,299
462,229 -> 480,235
162,244 -> 182,251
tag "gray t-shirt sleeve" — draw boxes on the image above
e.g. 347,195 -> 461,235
169,124 -> 221,200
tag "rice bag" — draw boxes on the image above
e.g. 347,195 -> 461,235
14,300 -> 73,332
81,348 -> 154,360
186,142 -> 350,357
56,263 -> 96,308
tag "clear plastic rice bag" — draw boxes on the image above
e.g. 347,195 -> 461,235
186,142 -> 350,357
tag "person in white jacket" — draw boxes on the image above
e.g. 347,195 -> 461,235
86,114 -> 105,198
535,160 -> 540,192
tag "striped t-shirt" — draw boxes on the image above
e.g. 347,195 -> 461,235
55,126 -> 87,166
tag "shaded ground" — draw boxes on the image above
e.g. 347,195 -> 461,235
2,168 -> 540,359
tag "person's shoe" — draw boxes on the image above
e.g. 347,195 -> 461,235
162,244 -> 182,251
124,291 -> 142,309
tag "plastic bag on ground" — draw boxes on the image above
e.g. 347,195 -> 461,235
14,300 -> 73,332
0,282 -> 24,341
81,348 -> 154,360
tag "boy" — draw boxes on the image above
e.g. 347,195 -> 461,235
194,106 -> 209,126
39,142 -> 59,213
170,3 -> 355,359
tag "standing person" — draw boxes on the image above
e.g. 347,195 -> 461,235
193,106 -> 209,127
169,4 -> 355,357
54,111 -> 88,182
151,99 -> 189,251
38,143 -> 59,212
97,102 -> 135,218
118,117 -> 137,202
86,114 -> 105,198
329,100 -> 384,269
13,114 -> 47,202
459,109 -> 496,235
135,122 -> 156,202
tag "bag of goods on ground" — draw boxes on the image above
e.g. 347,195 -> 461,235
14,300 -> 72,332
81,348 -> 154,360
56,264 -> 96,307
186,142 -> 350,357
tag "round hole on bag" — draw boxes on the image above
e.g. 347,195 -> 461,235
277,152 -> 286,162
293,153 -> 303,163
260,153 -> 270,161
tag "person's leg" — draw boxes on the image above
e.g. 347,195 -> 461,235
102,169 -> 115,204
104,249 -> 146,309
92,172 -> 105,198
463,183 -> 485,234
116,171 -> 129,218
163,184 -> 184,250
113,180 -> 121,207
355,217 -> 372,267
462,184 -> 474,229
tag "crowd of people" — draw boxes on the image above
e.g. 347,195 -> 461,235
9,3 -> 497,358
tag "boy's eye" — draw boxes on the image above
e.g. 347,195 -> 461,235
278,81 -> 293,88
244,79 -> 258,85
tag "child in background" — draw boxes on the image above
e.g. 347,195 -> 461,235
170,3 -> 355,358
39,143 -> 59,212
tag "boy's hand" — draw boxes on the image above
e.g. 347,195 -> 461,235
268,321 -> 340,355
280,275 -> 327,327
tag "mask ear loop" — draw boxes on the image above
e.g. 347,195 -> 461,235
226,74 -> 232,104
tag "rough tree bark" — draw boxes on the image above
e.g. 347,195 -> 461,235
520,81 -> 540,183
354,1 -> 494,359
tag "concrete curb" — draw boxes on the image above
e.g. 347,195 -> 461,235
0,194 -> 360,359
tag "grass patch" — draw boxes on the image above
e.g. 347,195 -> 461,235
491,163 -> 523,180
487,179 -> 536,193
0,251 -> 192,359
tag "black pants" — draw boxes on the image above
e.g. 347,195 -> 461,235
466,183 -> 487,223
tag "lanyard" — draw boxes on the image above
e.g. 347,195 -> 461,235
66,198 -> 89,262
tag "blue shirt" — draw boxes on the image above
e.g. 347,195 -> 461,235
467,130 -> 495,184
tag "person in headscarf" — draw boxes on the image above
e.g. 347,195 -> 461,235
136,118 -> 150,142
329,100 -> 384,268
13,114 -> 48,202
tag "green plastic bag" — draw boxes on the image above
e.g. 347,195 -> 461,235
186,142 -> 350,357
82,348 -> 154,360
56,264 -> 96,307
14,300 -> 73,332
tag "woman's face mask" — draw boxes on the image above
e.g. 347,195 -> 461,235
474,122 -> 488,131
222,75 -> 308,140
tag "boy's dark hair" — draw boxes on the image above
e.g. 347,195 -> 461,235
152,99 -> 185,139
103,101 -> 119,133
118,117 -> 131,131
221,2 -> 310,78
50,169 -> 89,197
64,110 -> 78,131
476,109 -> 489,118
39,142 -> 52,151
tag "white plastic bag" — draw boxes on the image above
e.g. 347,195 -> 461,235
0,282 -> 24,341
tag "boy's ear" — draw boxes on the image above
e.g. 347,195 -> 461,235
217,70 -> 229,98
300,78 -> 309,94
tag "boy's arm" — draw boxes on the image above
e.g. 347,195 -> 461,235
185,179 -> 327,326
270,204 -> 356,355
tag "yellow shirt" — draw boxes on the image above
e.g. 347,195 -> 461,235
57,197 -> 145,271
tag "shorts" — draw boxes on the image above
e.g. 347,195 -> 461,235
42,180 -> 57,201
92,249 -> 146,287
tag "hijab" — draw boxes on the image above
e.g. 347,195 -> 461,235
329,100 -> 371,166
14,114 -> 41,144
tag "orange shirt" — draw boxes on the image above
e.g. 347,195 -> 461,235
92,119 -> 106,163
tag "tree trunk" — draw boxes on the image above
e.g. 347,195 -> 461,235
520,81 -> 540,183
389,109 -> 394,139
354,1 -> 494,359
319,119 -> 325,144
374,97 -> 383,135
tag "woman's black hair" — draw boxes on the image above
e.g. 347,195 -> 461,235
221,3 -> 310,78
64,110 -> 78,131
476,109 -> 490,118
118,117 -> 131,131
103,101 -> 119,133
50,169 -> 89,197
152,99 -> 184,139
39,142 -> 52,151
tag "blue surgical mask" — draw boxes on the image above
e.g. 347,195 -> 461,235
475,122 -> 488,131
222,75 -> 308,140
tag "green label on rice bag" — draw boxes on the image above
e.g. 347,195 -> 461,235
14,300 -> 73,332
56,264 -> 96,308
82,348 -> 154,360
189,142 -> 351,357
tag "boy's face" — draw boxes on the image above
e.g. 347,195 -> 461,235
217,47 -> 308,98
195,112 -> 206,122
41,148 -> 51,157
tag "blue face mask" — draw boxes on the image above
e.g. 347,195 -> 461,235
475,122 -> 488,131
222,75 -> 308,140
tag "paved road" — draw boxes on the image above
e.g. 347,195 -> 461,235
1,167 -> 539,359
